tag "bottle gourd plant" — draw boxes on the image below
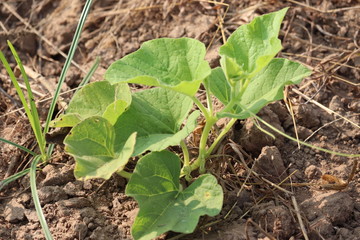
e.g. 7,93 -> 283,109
50,8 -> 312,240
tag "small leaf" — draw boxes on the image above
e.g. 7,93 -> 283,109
114,87 -> 199,156
51,81 -> 131,127
64,116 -> 136,180
126,151 -> 223,240
102,100 -> 128,125
218,58 -> 312,119
105,38 -> 211,96
219,8 -> 288,79
50,113 -> 82,128
204,67 -> 231,105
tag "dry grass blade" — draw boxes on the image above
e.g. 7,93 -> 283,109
246,218 -> 276,240
229,141 -> 293,195
292,88 -> 360,129
291,196 -> 309,240
287,0 -> 360,13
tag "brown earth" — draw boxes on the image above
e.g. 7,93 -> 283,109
0,0 -> 359,239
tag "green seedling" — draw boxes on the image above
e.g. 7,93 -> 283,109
0,0 -> 94,239
50,8 -> 315,240
2,6 -> 358,240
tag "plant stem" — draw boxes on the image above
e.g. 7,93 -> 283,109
180,140 -> 190,167
219,78 -> 250,115
191,96 -> 210,119
205,118 -> 237,158
117,170 -> 132,179
190,116 -> 217,173
203,81 -> 214,115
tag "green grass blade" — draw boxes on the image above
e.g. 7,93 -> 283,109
46,144 -> 55,159
0,168 -> 31,191
0,50 -> 35,130
30,155 -> 53,240
43,0 -> 94,136
7,41 -> 46,157
0,137 -> 36,156
76,56 -> 100,92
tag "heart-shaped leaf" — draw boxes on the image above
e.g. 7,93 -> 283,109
126,151 -> 223,240
64,116 -> 136,180
50,81 -> 131,127
114,87 -> 199,156
219,8 -> 288,80
105,38 -> 211,96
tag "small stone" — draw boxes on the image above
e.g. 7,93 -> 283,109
73,221 -> 88,239
63,181 -> 86,196
304,165 -> 322,179
80,207 -> 97,219
294,125 -> 313,140
83,180 -> 92,190
57,197 -> 91,208
353,227 -> 360,238
302,192 -> 354,225
336,228 -> 352,239
254,146 -> 287,183
41,164 -> 75,186
354,202 -> 360,211
16,193 -> 31,205
88,222 -> 96,230
4,199 -> 25,223
310,217 -> 334,237
329,95 -> 344,112
24,209 -> 39,222
38,186 -> 68,205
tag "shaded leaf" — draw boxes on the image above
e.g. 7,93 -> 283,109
204,67 -> 231,105
126,151 -> 223,240
114,87 -> 199,156
64,116 -> 136,180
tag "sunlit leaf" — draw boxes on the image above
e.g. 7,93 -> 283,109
126,151 -> 223,240
105,38 -> 211,96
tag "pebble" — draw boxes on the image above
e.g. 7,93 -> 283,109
4,199 -> 25,223
304,165 -> 322,179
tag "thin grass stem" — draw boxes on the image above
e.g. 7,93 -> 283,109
238,103 -> 360,158
7,41 -> 46,158
0,168 -> 31,191
0,51 -> 36,131
0,138 -> 36,156
30,155 -> 53,240
43,0 -> 94,136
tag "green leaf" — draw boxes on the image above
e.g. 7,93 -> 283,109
50,113 -> 82,128
64,116 -> 136,180
114,87 -> 199,156
217,58 -> 312,119
219,8 -> 288,79
102,100 -> 129,125
50,81 -> 131,127
126,151 -> 223,240
204,67 -> 231,105
105,38 -> 211,96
